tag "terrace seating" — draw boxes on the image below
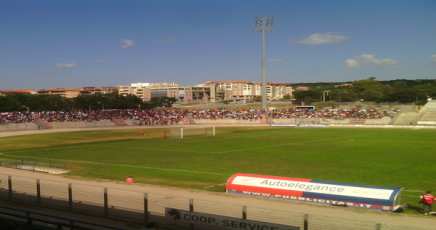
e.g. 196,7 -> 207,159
35,118 -> 53,129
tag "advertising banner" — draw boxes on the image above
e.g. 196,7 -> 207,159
226,173 -> 402,211
165,208 -> 299,230
179,90 -> 185,99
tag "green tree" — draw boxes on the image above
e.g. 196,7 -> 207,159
330,89 -> 359,102
350,79 -> 385,93
0,95 -> 20,112
293,90 -> 321,104
252,96 -> 262,102
387,88 -> 426,103
360,89 -> 384,102
393,81 -> 408,88
282,94 -> 292,101
147,97 -> 177,108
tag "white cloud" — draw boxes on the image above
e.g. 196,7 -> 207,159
121,39 -> 135,49
431,54 -> 436,65
269,59 -> 283,62
35,69 -> 54,73
297,32 -> 350,45
93,60 -> 105,63
412,54 -> 436,67
156,37 -> 176,43
344,54 -> 397,69
57,63 -> 77,68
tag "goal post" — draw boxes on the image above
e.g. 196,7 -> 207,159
167,126 -> 215,138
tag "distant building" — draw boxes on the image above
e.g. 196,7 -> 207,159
131,82 -> 179,88
100,87 -> 118,94
118,86 -> 136,97
83,87 -> 101,94
37,88 -> 90,98
83,86 -> 118,94
3,80 -> 292,102
201,80 -> 293,102
0,89 -> 37,95
118,84 -> 210,102
294,86 -> 310,91
149,86 -> 210,102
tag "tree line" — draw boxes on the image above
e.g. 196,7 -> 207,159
0,92 -> 177,112
291,78 -> 436,105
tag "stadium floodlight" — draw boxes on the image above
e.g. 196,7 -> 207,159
253,17 -> 274,111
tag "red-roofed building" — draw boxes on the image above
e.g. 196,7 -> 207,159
0,89 -> 37,95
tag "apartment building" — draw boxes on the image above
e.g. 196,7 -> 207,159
269,82 -> 293,99
36,88 -> 90,98
2,81 -> 292,103
119,83 -> 210,102
131,82 -> 179,88
147,86 -> 209,102
83,87 -> 118,94
201,80 -> 293,102
117,86 -> 136,97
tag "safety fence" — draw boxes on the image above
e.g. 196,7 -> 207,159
0,205 -> 125,230
0,173 -> 431,230
0,160 -> 66,170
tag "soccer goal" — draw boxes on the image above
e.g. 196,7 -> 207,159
167,126 -> 215,138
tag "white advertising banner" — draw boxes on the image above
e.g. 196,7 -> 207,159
232,176 -> 394,200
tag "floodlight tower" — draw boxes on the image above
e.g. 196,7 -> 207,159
254,16 -> 274,111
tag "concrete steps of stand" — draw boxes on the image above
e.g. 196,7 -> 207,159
393,112 -> 419,125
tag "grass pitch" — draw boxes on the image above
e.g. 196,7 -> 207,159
0,126 -> 434,214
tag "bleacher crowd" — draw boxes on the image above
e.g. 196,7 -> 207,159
0,108 -> 399,126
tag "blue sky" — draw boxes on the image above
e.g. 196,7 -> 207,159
1,0 -> 435,90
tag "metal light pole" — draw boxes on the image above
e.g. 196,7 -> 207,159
22,106 -> 29,113
254,17 -> 274,111
323,90 -> 330,102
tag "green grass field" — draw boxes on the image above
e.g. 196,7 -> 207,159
0,126 -> 434,214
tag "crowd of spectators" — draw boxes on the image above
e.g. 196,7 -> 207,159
0,108 -> 399,126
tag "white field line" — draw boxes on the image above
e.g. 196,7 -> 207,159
2,134 -> 373,156
215,134 -> 375,154
403,190 -> 425,193
2,145 -> 99,154
0,133 -> 376,177
203,183 -> 227,189
95,145 -> 208,154
0,154 -> 228,176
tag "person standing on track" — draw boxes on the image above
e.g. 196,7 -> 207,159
420,191 -> 436,215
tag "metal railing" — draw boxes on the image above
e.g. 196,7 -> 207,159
0,205 -> 125,230
0,160 -> 66,170
0,173 -> 431,230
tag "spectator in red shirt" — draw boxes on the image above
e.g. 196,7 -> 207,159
420,191 -> 436,215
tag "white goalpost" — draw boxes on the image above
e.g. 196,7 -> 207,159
168,126 -> 215,138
